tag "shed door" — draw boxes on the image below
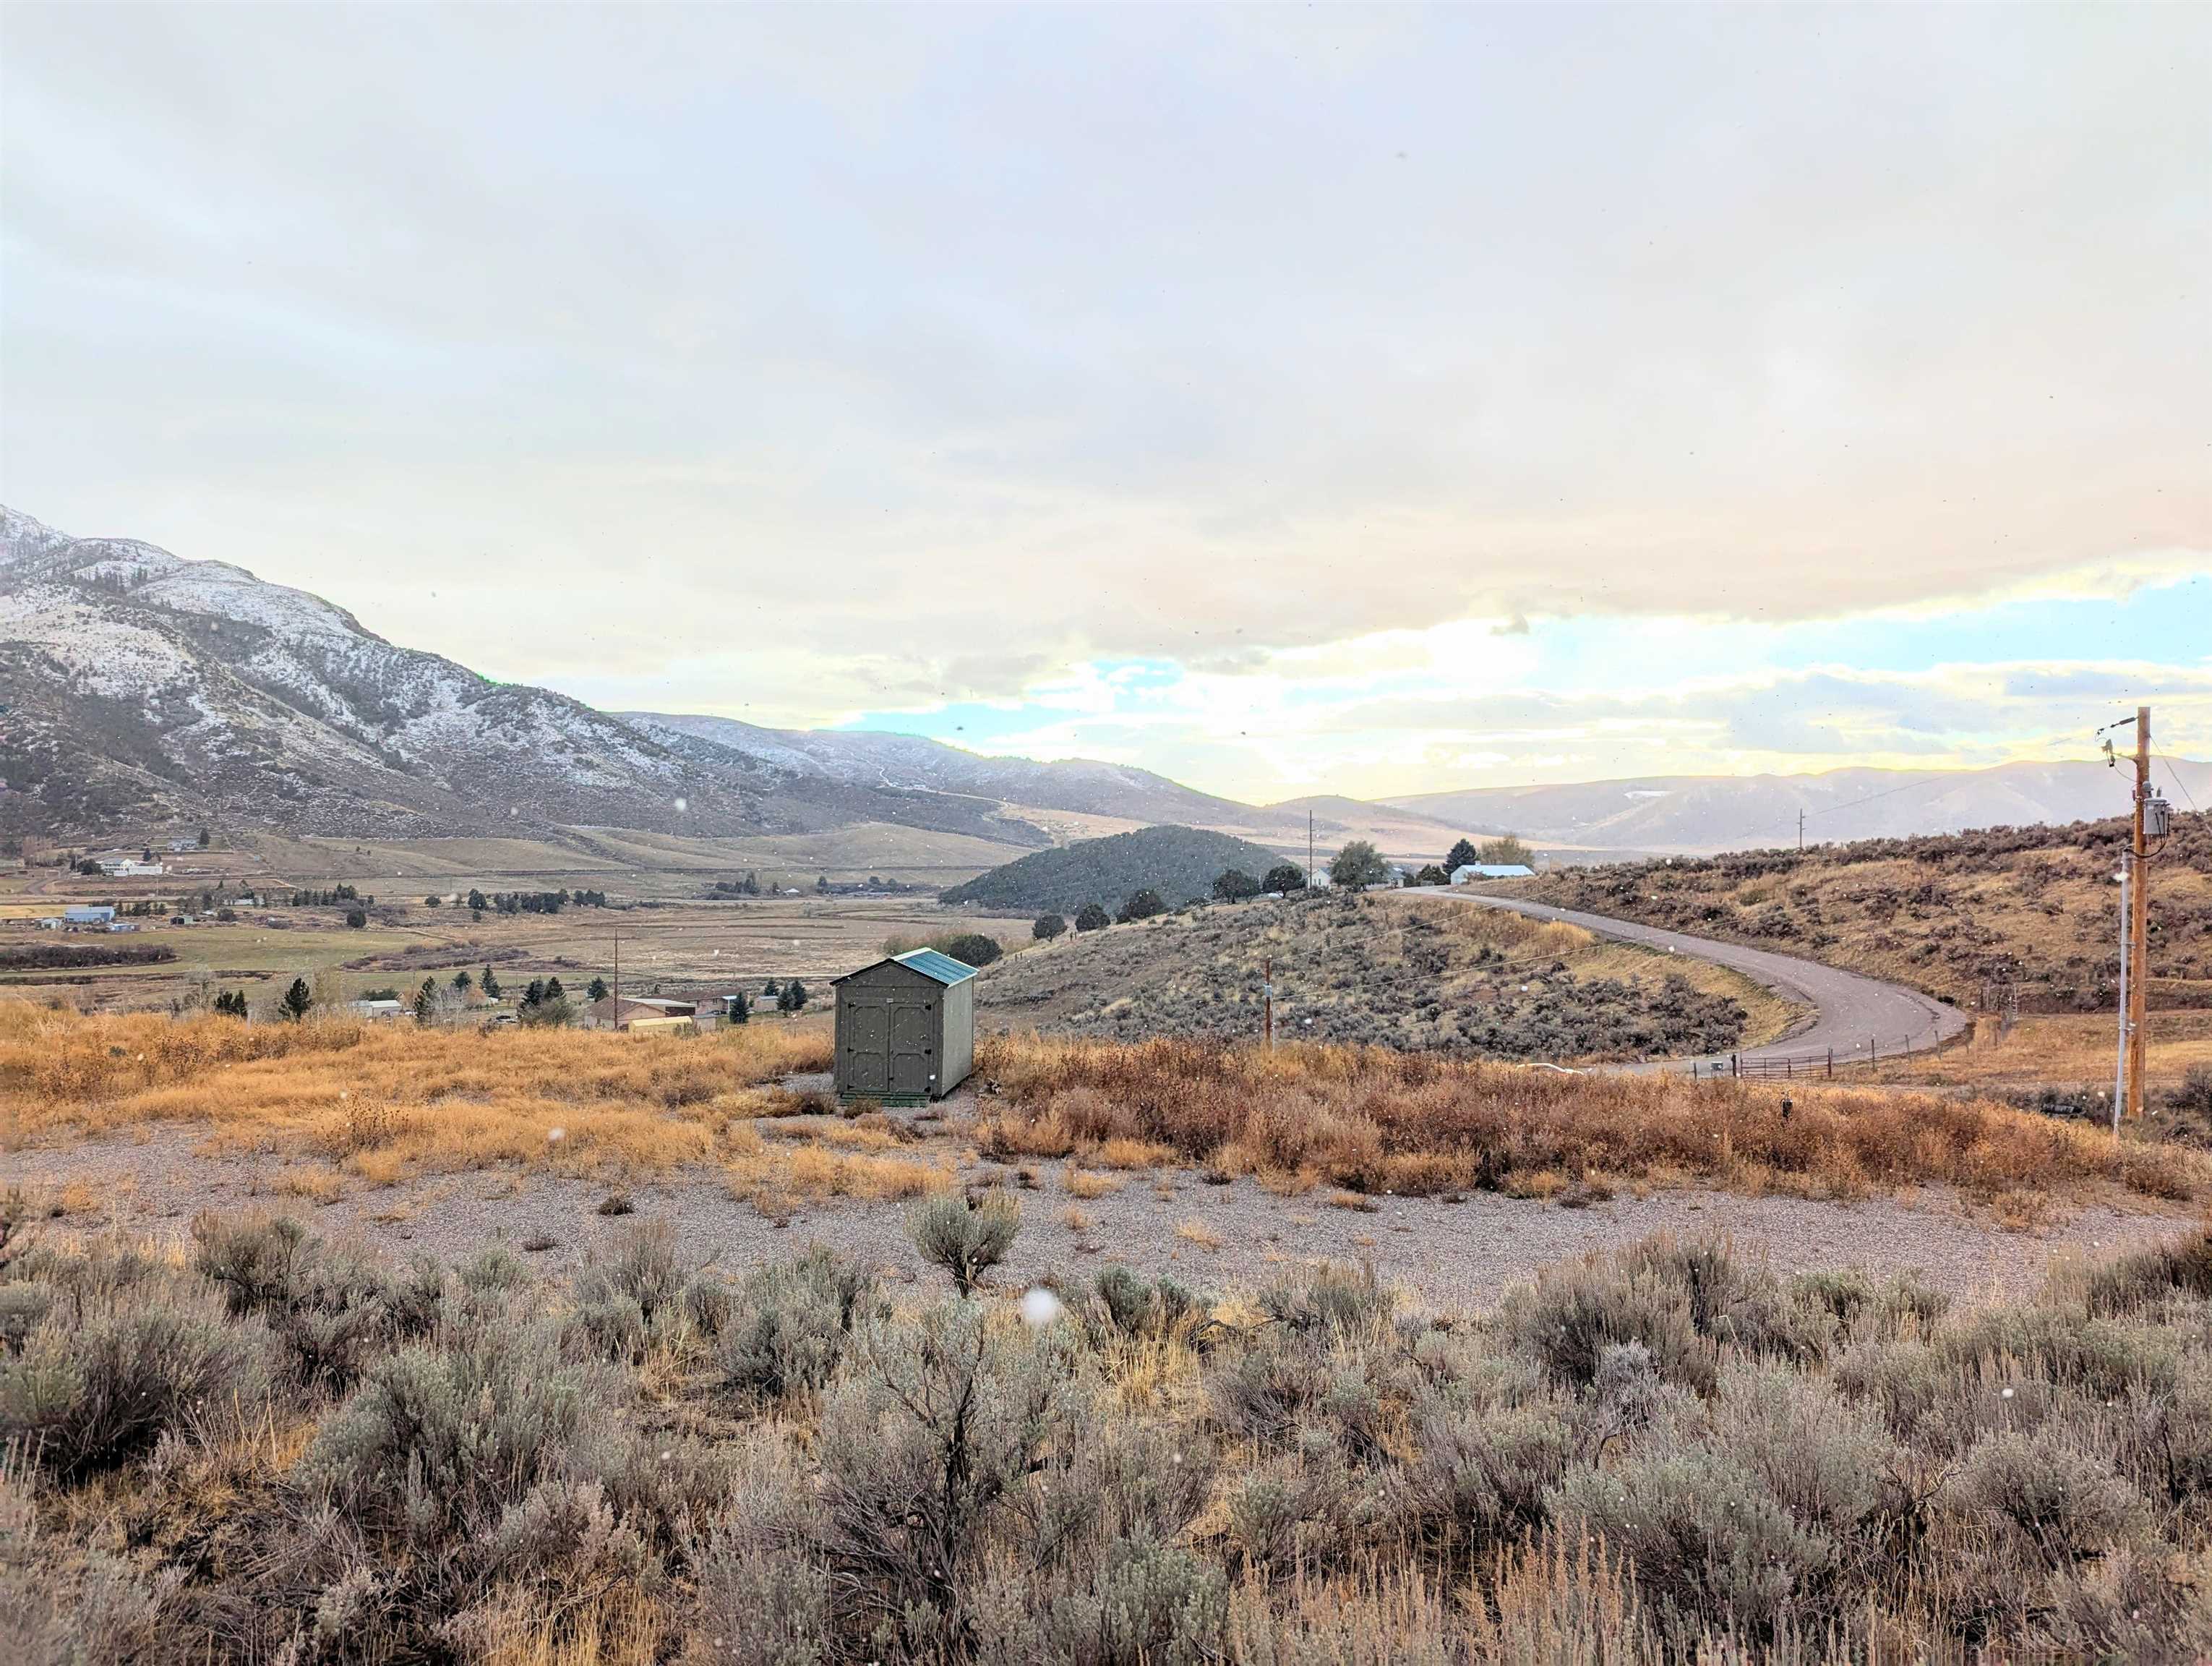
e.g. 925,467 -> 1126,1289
889,998 -> 935,1095
843,998 -> 890,1094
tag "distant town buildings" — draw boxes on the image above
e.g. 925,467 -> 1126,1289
1451,863 -> 1537,883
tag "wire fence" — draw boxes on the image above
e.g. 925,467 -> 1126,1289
1672,1021 -> 1973,1082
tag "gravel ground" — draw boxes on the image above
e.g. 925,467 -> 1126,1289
7,1124 -> 2192,1312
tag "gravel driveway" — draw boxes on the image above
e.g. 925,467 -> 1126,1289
7,1128 -> 2184,1312
1427,888 -> 1971,1074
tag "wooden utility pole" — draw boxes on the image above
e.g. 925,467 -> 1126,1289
1263,956 -> 1274,1050
612,916 -> 622,1035
1797,808 -> 1806,852
2125,706 -> 2151,1119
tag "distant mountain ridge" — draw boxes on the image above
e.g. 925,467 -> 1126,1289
1385,761 -> 2212,856
3,504 -> 2195,860
622,711 -> 1253,826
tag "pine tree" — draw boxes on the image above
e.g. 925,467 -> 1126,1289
413,978 -> 436,1025
588,976 -> 609,1003
280,978 -> 314,1022
453,969 -> 473,996
727,991 -> 750,1023
1444,838 -> 1480,874
480,965 -> 501,1000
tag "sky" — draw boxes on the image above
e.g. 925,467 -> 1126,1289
2,4 -> 2206,803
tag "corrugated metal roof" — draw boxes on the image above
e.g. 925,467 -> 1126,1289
832,947 -> 979,986
893,947 -> 979,984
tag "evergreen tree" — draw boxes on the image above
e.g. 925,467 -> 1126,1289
453,969 -> 473,996
1444,837 -> 1480,874
413,978 -> 436,1025
588,976 -> 609,1003
544,977 -> 565,1002
279,978 -> 314,1023
1032,913 -> 1066,940
1117,888 -> 1167,923
781,978 -> 810,1012
763,979 -> 779,996
480,965 -> 501,1000
1212,868 -> 1261,902
523,978 -> 546,1009
197,827 -> 210,848
1075,902 -> 1110,933
726,991 -> 750,1023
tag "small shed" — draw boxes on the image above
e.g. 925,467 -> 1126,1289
833,948 -> 977,1103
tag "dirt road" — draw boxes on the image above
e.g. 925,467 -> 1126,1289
1428,888 -> 1971,1074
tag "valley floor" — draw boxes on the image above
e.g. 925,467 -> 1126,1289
8,1116 -> 2190,1313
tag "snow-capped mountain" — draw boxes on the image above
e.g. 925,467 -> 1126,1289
0,507 -> 1051,843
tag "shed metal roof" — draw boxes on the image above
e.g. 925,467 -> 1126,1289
836,947 -> 978,986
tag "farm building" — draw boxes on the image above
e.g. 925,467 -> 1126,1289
580,994 -> 700,1032
63,905 -> 116,927
1451,863 -> 1536,883
832,948 -> 977,1103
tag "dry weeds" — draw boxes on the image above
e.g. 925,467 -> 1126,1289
0,1002 -> 833,1182
975,1030 -> 2211,1207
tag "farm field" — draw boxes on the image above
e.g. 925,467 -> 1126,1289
979,890 -> 1804,1061
0,894 -> 1041,1014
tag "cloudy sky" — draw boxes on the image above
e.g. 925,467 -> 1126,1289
3,4 -> 2205,802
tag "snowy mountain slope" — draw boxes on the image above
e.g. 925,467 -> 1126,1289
0,507 -> 1045,843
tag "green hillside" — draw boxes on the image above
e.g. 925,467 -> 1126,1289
939,824 -> 1287,915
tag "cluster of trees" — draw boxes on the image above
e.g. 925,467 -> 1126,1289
1444,834 -> 1536,871
212,989 -> 249,1018
288,887 -> 363,906
518,977 -> 570,1026
936,932 -> 1003,968
711,873 -> 763,896
763,978 -> 810,1012
1329,840 -> 1393,891
1209,862 -> 1310,902
461,888 -> 604,916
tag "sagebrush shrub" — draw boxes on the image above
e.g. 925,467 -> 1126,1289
0,1277 -> 275,1479
909,1190 -> 1021,1295
716,1244 -> 880,1405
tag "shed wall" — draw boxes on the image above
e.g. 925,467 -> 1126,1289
938,974 -> 974,1095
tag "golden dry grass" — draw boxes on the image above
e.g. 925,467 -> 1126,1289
975,1030 -> 2211,1208
1884,1009 -> 2212,1095
0,1002 -> 833,1181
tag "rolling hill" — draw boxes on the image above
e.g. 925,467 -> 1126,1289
938,824 -> 1287,915
1386,761 -> 2212,857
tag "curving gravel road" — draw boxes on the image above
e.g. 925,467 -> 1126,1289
1423,888 -> 1970,1075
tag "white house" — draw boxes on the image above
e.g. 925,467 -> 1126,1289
100,859 -> 164,878
1451,863 -> 1536,884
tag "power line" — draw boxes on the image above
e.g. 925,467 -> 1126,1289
1801,772 -> 1956,822
2155,751 -> 2199,814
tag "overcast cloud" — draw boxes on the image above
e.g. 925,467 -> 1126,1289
2,4 -> 2205,800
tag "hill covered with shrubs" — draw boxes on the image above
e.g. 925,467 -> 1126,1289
979,890 -> 1791,1061
940,823 -> 1286,915
1506,812 -> 2212,1013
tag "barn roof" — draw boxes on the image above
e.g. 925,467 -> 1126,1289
835,948 -> 978,986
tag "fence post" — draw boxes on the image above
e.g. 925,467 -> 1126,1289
1731,1053 -> 1739,1080
1826,1048 -> 1832,1077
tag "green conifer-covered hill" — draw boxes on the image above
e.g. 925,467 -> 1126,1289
939,824 -> 1288,915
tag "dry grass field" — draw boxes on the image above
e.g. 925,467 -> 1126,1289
980,892 -> 1802,1061
1509,813 -> 2212,1014
7,1194 -> 2212,1662
9,1004 -> 2205,1223
974,1032 -> 2211,1214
